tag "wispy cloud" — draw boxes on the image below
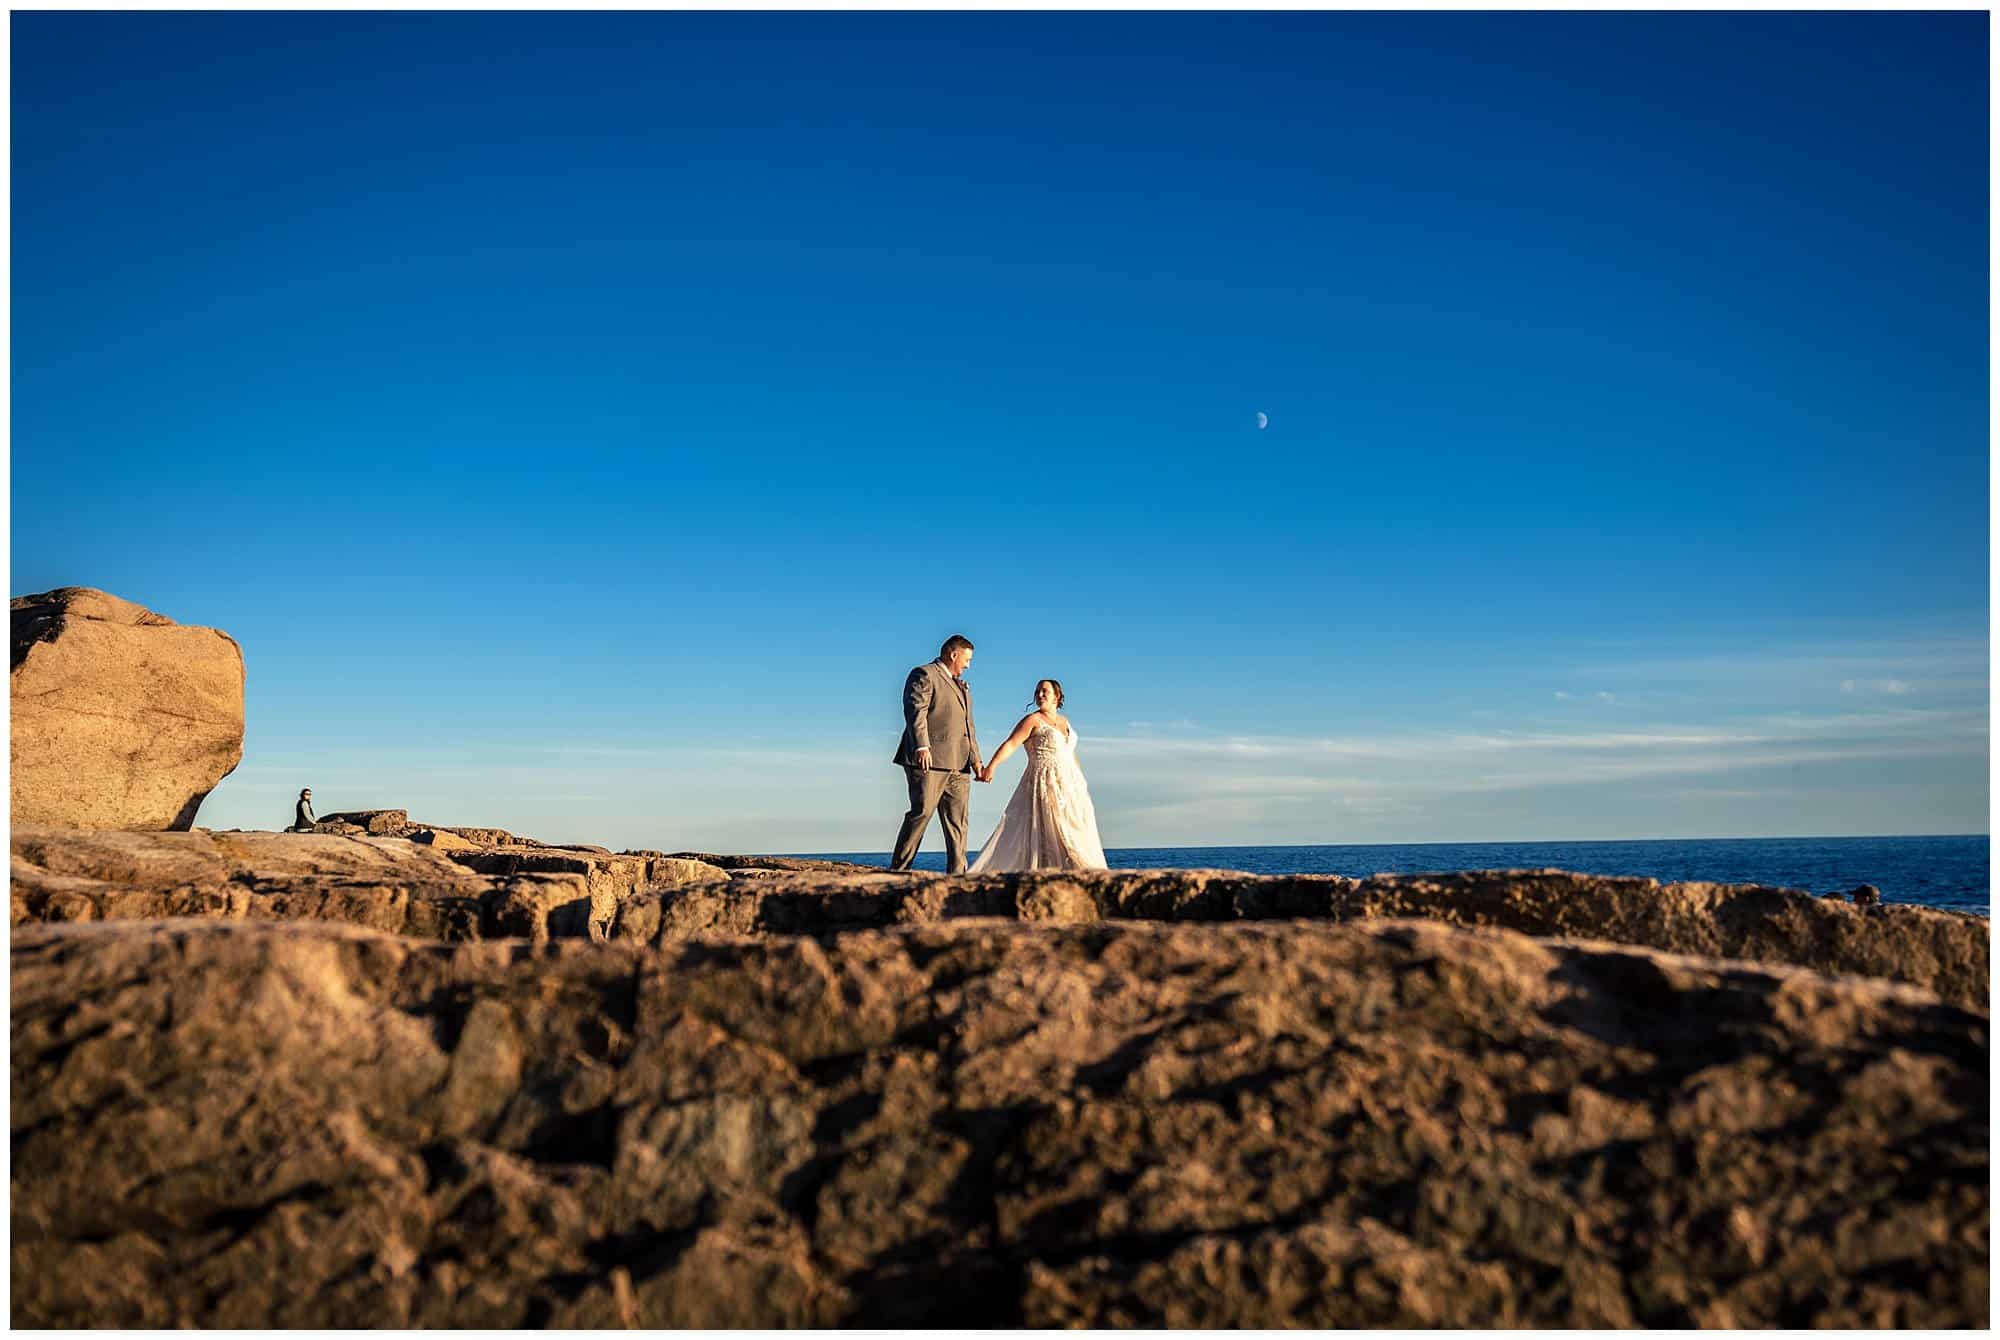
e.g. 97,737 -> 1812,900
1086,710 -> 1985,765
1069,704 -> 1987,840
1842,678 -> 1914,695
1655,787 -> 1765,801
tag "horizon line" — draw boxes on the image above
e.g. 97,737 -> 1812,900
778,831 -> 1990,856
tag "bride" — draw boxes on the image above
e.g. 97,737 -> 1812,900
968,679 -> 1108,872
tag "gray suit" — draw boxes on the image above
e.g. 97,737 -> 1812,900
890,659 -> 983,873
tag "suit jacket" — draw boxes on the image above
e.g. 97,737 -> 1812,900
892,659 -> 982,773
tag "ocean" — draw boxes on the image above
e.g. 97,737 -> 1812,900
797,834 -> 1990,916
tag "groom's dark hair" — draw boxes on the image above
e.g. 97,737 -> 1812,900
940,634 -> 974,657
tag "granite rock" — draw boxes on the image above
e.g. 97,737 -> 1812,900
614,867 -> 1991,1011
14,828 -> 1985,1008
10,587 -> 244,830
11,916 -> 1986,1327
9,826 -> 728,943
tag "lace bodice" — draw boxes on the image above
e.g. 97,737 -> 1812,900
1025,720 -> 1076,763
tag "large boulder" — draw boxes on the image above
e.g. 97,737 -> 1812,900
10,587 -> 244,830
11,916 -> 1987,1327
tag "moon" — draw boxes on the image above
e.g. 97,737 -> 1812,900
1255,412 -> 1268,430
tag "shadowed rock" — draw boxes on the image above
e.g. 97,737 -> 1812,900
448,846 -> 726,932
614,867 -> 1990,1011
10,587 -> 244,830
11,916 -> 1986,1327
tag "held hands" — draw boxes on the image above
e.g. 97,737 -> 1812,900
976,764 -> 993,783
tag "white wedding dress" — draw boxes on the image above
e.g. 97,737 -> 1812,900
969,719 -> 1108,872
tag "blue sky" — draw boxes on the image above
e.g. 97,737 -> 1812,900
12,12 -> 1988,850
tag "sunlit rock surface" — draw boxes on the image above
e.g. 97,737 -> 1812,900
10,587 -> 244,830
12,916 -> 1986,1327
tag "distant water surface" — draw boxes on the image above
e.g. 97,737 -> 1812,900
795,835 -> 1989,916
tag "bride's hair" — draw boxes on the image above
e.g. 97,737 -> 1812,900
1029,678 -> 1065,709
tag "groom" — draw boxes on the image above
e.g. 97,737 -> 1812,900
890,634 -> 986,873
